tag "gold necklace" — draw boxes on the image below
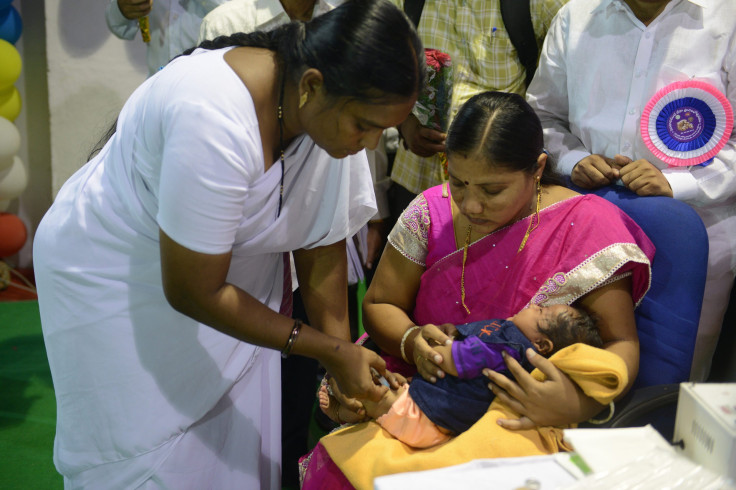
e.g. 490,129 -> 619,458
460,224 -> 472,315
458,178 -> 543,314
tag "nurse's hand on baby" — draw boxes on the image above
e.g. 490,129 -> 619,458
411,323 -> 457,382
320,369 -> 408,424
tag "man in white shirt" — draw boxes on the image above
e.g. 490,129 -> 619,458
199,0 -> 339,40
527,0 -> 736,381
106,0 -> 229,75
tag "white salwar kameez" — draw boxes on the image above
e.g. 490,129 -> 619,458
33,47 -> 375,489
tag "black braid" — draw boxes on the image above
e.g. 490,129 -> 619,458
181,30 -> 280,57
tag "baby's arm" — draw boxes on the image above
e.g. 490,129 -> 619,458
451,337 -> 522,379
422,338 -> 524,380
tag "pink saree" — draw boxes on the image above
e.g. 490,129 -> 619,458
413,186 -> 653,326
300,185 -> 654,489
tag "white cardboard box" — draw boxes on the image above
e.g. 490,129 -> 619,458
673,382 -> 736,479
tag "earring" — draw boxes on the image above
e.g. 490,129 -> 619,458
518,177 -> 542,254
299,92 -> 308,109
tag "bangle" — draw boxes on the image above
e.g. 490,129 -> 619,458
281,319 -> 303,358
587,401 -> 615,425
400,326 -> 421,363
321,374 -> 334,395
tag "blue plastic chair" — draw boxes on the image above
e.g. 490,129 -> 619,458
581,185 -> 708,387
574,185 -> 708,438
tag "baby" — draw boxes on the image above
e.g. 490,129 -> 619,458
319,303 -> 602,448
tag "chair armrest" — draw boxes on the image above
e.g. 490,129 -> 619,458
579,383 -> 680,441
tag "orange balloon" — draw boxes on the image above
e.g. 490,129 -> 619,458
0,211 -> 26,256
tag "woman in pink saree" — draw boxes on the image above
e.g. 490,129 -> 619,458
300,92 -> 655,488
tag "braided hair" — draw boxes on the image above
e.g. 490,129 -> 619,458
89,0 -> 424,160
185,0 -> 424,102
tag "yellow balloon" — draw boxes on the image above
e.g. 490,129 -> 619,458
0,39 -> 21,90
0,87 -> 21,121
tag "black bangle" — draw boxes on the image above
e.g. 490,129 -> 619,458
281,319 -> 303,359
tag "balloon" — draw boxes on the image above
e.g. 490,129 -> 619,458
0,38 -> 21,90
0,6 -> 21,44
0,116 -> 19,170
0,212 -> 26,257
0,155 -> 26,200
0,1 -> 13,11
0,86 -> 20,121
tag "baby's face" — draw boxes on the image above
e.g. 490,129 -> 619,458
508,304 -> 575,342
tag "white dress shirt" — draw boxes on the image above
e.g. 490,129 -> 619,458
528,0 -> 735,207
527,0 -> 736,381
198,0 -> 343,42
106,0 -> 230,75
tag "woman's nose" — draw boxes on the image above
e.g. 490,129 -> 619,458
460,192 -> 482,215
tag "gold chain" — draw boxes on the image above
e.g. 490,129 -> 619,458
460,224 -> 472,314
517,178 -> 542,253
460,178 -> 542,313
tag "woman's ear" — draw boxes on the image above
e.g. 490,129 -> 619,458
298,68 -> 325,107
534,338 -> 553,356
535,152 -> 548,180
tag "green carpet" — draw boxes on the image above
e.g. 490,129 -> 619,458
0,300 -> 62,489
0,300 -> 331,489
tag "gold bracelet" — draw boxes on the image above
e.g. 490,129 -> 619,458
281,319 -> 303,358
587,401 -> 615,425
400,326 -> 421,363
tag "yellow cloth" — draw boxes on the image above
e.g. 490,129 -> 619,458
321,344 -> 628,490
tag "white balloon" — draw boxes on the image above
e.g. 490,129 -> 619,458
0,154 -> 11,172
0,116 -> 20,165
0,155 -> 27,200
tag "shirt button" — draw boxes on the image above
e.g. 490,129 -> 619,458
629,108 -> 636,115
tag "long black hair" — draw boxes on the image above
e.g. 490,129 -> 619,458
89,0 -> 424,160
446,91 -> 563,185
189,0 -> 424,102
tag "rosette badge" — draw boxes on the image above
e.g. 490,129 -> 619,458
640,80 -> 733,167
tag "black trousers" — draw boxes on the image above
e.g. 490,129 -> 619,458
280,289 -> 319,488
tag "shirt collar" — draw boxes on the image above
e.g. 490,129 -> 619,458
594,0 -> 709,18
